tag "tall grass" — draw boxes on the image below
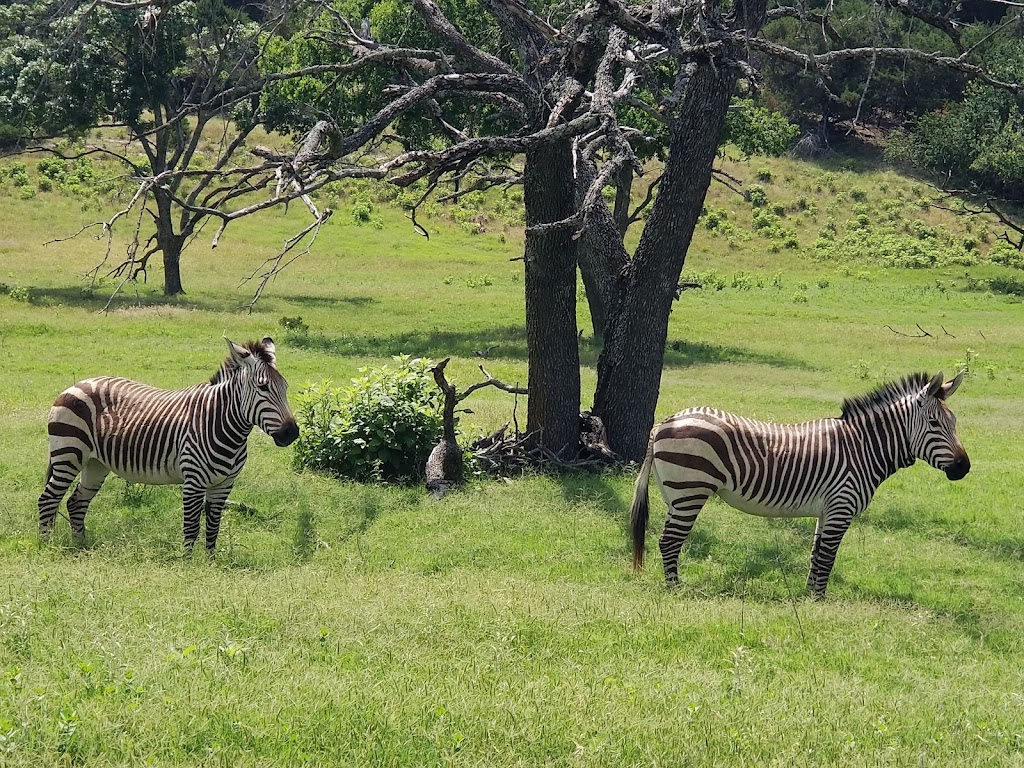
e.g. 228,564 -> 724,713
1,150 -> 1023,765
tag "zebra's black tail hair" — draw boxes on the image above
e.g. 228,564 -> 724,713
629,431 -> 655,570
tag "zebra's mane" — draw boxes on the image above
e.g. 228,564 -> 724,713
209,340 -> 276,385
840,372 -> 931,419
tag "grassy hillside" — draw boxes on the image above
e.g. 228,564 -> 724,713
1,146 -> 1023,766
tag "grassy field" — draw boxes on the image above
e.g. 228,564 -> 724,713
1,147 -> 1024,766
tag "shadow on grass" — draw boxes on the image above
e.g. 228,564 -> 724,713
284,294 -> 378,308
26,285 -> 239,314
663,339 -> 812,370
552,470 -> 630,520
860,504 -> 1024,564
290,325 -> 532,362
290,329 -> 813,370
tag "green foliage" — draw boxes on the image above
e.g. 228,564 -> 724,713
723,99 -> 799,156
762,0 -> 962,125
989,275 -> 1024,296
988,240 -> 1024,270
814,227 -> 979,269
279,315 -> 310,334
745,184 -> 769,207
293,356 -> 444,482
885,38 -> 1024,197
702,206 -> 729,230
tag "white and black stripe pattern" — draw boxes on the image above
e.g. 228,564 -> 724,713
630,372 -> 970,598
38,337 -> 299,552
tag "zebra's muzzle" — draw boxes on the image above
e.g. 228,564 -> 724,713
273,421 -> 300,447
944,455 -> 970,481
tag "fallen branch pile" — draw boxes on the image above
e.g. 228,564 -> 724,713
470,411 -> 620,475
426,359 -> 622,496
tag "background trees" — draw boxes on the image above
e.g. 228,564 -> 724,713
0,0 -> 283,295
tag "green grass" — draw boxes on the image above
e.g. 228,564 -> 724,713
1,148 -> 1024,765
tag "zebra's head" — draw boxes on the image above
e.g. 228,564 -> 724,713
911,371 -> 970,481
225,337 -> 300,447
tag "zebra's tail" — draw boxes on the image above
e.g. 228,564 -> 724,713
629,430 -> 656,571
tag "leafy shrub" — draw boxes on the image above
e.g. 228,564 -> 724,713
684,269 -> 725,290
745,184 -> 768,207
731,271 -> 754,290
279,315 -> 309,334
723,99 -> 799,156
989,241 -> 1024,269
755,167 -> 773,182
814,229 -> 978,269
351,195 -> 374,223
292,356 -> 444,482
989,275 -> 1024,296
885,40 -> 1024,198
849,187 -> 868,202
751,208 -> 779,230
703,207 -> 729,230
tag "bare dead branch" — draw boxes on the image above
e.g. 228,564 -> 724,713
884,324 -> 934,338
239,209 -> 334,312
458,365 -> 530,401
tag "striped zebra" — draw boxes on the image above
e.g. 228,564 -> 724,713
38,337 -> 299,552
629,372 -> 970,598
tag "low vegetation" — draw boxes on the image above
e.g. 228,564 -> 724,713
1,146 -> 1023,765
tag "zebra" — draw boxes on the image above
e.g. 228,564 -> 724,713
38,337 -> 299,552
629,371 -> 970,598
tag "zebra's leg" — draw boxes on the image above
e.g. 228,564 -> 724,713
806,509 -> 855,599
39,454 -> 83,540
203,481 -> 235,554
182,479 -> 207,553
658,492 -> 714,586
66,459 -> 110,546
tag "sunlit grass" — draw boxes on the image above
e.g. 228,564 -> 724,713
1,149 -> 1023,765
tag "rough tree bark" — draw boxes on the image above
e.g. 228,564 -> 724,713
154,188 -> 185,295
523,139 -> 581,454
576,154 -> 629,339
593,62 -> 743,461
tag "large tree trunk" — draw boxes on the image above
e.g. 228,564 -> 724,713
575,155 -> 629,339
523,139 -> 580,455
593,63 -> 738,461
154,189 -> 185,296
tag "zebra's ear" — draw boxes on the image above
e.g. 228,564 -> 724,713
922,371 -> 944,400
260,337 -> 277,365
225,338 -> 255,368
938,369 -> 966,401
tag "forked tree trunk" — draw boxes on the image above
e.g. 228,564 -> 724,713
523,139 -> 581,455
593,62 -> 739,461
575,156 -> 628,339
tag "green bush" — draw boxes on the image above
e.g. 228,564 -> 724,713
746,184 -> 769,207
292,356 -> 445,482
723,99 -> 799,156
989,241 -> 1024,270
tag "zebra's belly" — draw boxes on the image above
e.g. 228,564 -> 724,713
105,463 -> 184,486
716,488 -> 824,519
